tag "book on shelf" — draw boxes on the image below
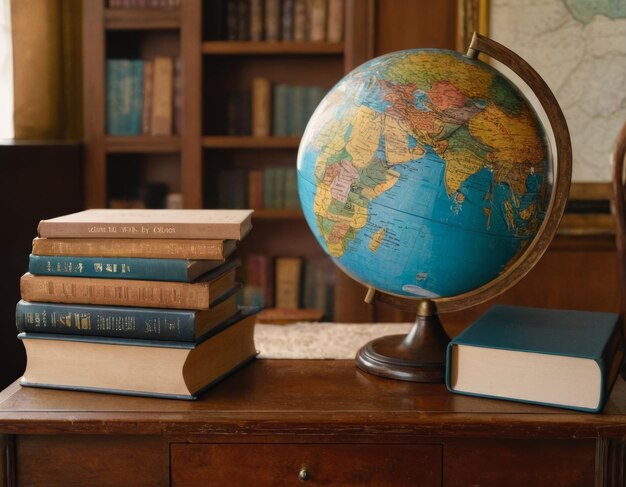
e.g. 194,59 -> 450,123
249,0 -> 264,41
247,166 -> 300,210
446,305 -> 624,413
272,84 -> 326,136
308,0 -> 327,41
19,308 -> 259,400
32,237 -> 237,260
151,56 -> 174,136
326,0 -> 344,42
20,260 -> 239,310
293,0 -> 308,41
290,86 -> 307,135
108,0 -> 182,8
274,256 -> 303,309
173,57 -> 183,135
302,256 -> 334,319
226,0 -> 238,40
220,0 -> 341,42
37,209 -> 253,240
141,60 -> 153,134
272,84 -> 289,136
238,0 -> 251,40
106,59 -> 144,136
227,91 -> 252,136
28,254 -> 226,282
264,0 -> 281,41
243,254 -> 273,307
15,285 -> 240,342
252,77 -> 272,137
281,0 -> 295,41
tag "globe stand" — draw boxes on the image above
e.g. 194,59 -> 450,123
355,291 -> 450,382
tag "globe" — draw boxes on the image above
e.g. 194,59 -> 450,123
296,33 -> 571,383
297,48 -> 551,300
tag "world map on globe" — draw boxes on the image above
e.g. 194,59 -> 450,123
297,49 -> 551,298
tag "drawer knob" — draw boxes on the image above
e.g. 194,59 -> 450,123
299,466 -> 311,482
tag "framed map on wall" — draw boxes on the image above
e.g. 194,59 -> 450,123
458,0 -> 626,233
489,0 -> 626,185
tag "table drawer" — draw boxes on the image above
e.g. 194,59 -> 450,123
171,443 -> 442,487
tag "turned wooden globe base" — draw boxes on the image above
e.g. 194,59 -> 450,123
356,300 -> 450,383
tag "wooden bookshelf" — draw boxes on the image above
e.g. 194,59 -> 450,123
202,41 -> 344,55
202,135 -> 301,149
83,0 -> 202,208
104,8 -> 181,30
83,0 -> 375,320
105,136 -> 181,153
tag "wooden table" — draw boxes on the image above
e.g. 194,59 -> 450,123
0,359 -> 624,486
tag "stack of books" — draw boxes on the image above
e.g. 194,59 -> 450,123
16,209 -> 258,400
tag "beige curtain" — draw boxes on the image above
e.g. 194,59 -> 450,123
11,0 -> 82,139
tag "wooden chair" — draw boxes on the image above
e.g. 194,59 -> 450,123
611,120 -> 626,378
612,120 -> 626,319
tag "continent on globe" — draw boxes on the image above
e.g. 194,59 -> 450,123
298,49 -> 550,299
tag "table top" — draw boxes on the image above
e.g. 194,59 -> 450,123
1,359 -> 625,439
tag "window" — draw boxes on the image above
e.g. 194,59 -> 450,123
0,0 -> 13,139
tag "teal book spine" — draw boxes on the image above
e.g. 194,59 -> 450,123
16,300 -> 198,341
283,167 -> 299,209
106,60 -> 123,135
29,254 -> 195,282
107,59 -> 140,136
272,84 -> 288,136
129,59 -> 144,135
290,86 -> 306,135
445,304 -> 624,413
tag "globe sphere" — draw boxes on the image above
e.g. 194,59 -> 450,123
297,49 -> 550,299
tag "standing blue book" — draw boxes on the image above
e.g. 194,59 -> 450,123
446,305 -> 623,413
106,59 -> 143,136
28,254 -> 224,282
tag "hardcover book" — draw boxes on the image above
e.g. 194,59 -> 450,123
19,308 -> 259,400
264,0 -> 280,41
446,305 -> 624,413
20,260 -> 238,310
37,209 -> 253,240
151,56 -> 173,136
252,77 -> 272,137
28,254 -> 224,282
32,237 -> 236,260
106,59 -> 144,136
16,286 -> 240,341
274,257 -> 303,309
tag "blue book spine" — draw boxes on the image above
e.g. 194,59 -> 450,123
290,86 -> 306,136
272,84 -> 288,136
15,300 -> 197,341
106,60 -> 122,135
129,60 -> 144,135
29,254 -> 193,282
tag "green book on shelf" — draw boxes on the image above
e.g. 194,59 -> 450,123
446,305 -> 624,413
